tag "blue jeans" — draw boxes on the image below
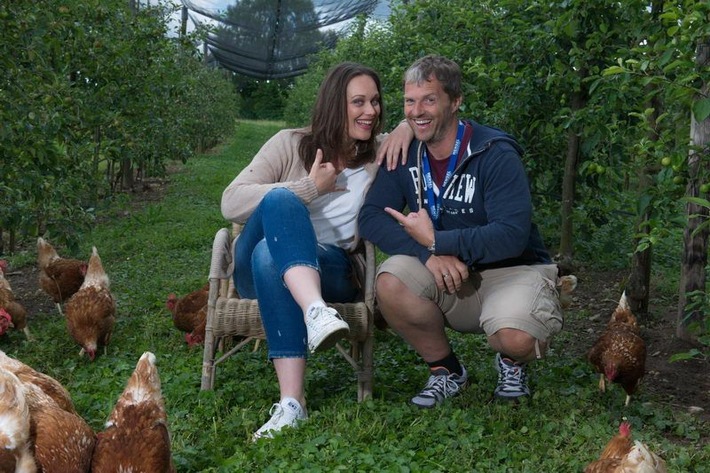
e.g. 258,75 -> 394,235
234,188 -> 358,358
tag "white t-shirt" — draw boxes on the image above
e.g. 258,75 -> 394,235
308,165 -> 370,251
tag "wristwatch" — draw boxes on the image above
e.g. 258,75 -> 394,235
427,238 -> 436,254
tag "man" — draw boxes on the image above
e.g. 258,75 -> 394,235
359,55 -> 563,407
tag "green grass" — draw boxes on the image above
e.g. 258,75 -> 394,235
2,120 -> 708,472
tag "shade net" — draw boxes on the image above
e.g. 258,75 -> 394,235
181,0 -> 379,79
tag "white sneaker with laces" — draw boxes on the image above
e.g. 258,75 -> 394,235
305,306 -> 349,353
253,397 -> 307,440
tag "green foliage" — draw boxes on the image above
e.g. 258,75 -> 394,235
283,0 -> 710,278
234,77 -> 292,120
1,121 -> 707,472
0,0 -> 238,251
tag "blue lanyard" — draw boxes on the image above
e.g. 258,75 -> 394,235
421,121 -> 465,227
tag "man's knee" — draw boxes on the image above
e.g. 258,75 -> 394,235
375,272 -> 408,302
490,328 -> 545,360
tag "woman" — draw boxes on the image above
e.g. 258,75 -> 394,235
221,62 -> 386,440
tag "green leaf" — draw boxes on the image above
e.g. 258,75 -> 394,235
684,196 -> 710,208
602,65 -> 626,76
693,98 -> 710,122
670,349 -> 701,362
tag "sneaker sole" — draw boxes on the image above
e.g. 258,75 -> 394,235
492,392 -> 531,404
308,324 -> 349,353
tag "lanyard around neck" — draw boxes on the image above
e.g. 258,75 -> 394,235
419,121 -> 465,227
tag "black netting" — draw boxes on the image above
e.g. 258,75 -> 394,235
181,0 -> 381,79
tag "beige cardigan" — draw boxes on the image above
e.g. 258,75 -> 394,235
221,128 -> 380,245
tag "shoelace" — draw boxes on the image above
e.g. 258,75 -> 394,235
499,362 -> 527,388
421,374 -> 461,399
266,403 -> 284,423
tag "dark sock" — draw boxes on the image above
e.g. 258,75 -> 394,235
427,351 -> 463,376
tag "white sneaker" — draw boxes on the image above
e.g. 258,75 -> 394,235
253,397 -> 308,440
305,306 -> 350,353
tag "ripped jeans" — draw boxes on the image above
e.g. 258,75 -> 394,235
233,188 -> 358,358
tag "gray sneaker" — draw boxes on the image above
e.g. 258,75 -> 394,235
493,353 -> 531,401
305,306 -> 349,353
253,397 -> 308,441
411,367 -> 468,408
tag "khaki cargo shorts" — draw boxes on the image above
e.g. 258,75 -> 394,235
377,255 -> 563,342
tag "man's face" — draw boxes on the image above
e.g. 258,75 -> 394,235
403,75 -> 461,146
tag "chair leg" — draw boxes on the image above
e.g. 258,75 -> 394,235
201,334 -> 217,390
358,336 -> 374,401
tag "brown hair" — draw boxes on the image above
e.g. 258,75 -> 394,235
403,55 -> 462,103
298,62 -> 384,171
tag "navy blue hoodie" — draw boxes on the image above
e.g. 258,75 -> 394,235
358,119 -> 551,269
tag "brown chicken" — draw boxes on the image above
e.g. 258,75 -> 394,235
37,237 -> 88,315
64,246 -> 116,361
0,368 -> 37,473
585,421 -> 667,473
91,351 -> 176,473
587,291 -> 646,406
23,382 -> 96,473
0,349 -> 76,414
0,259 -> 31,340
165,283 -> 209,346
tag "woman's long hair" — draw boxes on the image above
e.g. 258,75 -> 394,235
298,62 -> 383,171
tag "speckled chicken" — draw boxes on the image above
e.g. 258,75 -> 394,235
584,421 -> 667,473
587,291 -> 646,406
0,259 -> 31,340
0,368 -> 37,473
23,382 -> 96,473
37,237 -> 88,315
64,247 -> 116,361
0,349 -> 76,414
165,283 -> 208,346
91,351 -> 176,473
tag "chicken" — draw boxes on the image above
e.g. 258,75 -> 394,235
0,368 -> 37,473
0,349 -> 76,414
584,421 -> 667,473
23,383 -> 96,473
165,283 -> 208,346
0,260 -> 31,340
558,274 -> 578,309
91,351 -> 175,473
587,291 -> 646,406
37,237 -> 88,315
64,247 -> 116,361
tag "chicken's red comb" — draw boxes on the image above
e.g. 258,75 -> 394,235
619,421 -> 632,436
0,259 -> 8,273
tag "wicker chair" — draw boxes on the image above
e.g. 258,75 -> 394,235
201,224 -> 376,401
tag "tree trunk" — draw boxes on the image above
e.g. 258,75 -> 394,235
120,158 -> 134,191
677,39 -> 710,342
627,1 -> 663,317
557,85 -> 586,272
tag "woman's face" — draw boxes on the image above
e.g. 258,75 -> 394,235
346,74 -> 380,142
